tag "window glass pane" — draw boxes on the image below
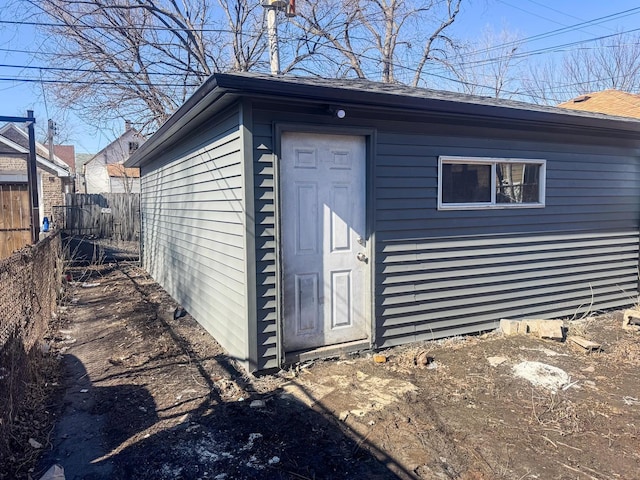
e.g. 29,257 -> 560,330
442,163 -> 491,203
496,163 -> 540,203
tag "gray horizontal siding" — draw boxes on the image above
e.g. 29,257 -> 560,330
374,130 -> 640,347
252,121 -> 278,369
249,102 -> 640,365
141,107 -> 248,362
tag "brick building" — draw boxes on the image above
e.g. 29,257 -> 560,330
0,124 -> 72,233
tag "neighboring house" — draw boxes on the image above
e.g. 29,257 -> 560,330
0,123 -> 71,256
74,153 -> 94,193
106,163 -> 141,193
53,144 -> 77,174
126,73 -> 640,372
83,122 -> 144,194
558,89 -> 640,118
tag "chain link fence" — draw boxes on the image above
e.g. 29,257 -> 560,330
0,231 -> 62,446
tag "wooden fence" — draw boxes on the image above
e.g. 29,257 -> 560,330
62,193 -> 140,241
0,184 -> 31,259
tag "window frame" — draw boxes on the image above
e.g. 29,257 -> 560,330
437,156 -> 546,210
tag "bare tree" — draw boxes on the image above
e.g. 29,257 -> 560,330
522,31 -> 640,104
521,59 -> 568,105
19,0 -> 266,133
449,27 -> 523,98
15,0 -> 466,135
563,31 -> 640,93
283,0 -> 462,85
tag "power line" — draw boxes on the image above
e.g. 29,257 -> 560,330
0,76 -> 199,87
0,62 -> 207,77
423,28 -> 640,77
446,6 -> 640,62
2,5 -> 639,78
523,0 -> 613,32
0,18 -> 236,34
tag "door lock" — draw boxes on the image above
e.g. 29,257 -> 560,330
356,252 -> 368,263
357,236 -> 366,246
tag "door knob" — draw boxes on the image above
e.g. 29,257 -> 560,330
356,252 -> 368,263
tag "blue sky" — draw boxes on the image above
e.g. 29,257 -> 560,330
1,0 -> 639,154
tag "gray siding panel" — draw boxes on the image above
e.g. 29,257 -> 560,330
374,130 -> 640,347
252,128 -> 279,369
250,103 -> 640,367
141,107 -> 249,362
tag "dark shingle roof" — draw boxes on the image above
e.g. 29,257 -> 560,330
127,72 -> 640,168
217,72 -> 640,124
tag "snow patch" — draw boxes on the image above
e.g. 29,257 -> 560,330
512,361 -> 570,392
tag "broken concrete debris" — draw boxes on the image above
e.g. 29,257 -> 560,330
28,438 -> 43,449
622,309 -> 640,331
249,399 -> 266,409
500,318 -> 564,340
38,464 -> 65,480
487,356 -> 508,367
568,336 -> 602,352
414,351 -> 435,367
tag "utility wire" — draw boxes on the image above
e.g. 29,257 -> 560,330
438,6 -> 640,62
0,18 -> 234,33
0,62 -> 207,77
0,76 -> 199,87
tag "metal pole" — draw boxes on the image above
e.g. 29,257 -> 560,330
48,119 -> 55,163
26,110 -> 40,243
266,7 -> 280,75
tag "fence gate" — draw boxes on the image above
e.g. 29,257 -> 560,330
0,184 -> 31,259
62,193 -> 140,241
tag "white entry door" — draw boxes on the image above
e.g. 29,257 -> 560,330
281,132 -> 368,351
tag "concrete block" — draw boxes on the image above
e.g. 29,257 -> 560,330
622,309 -> 640,331
526,319 -> 564,340
568,335 -> 601,351
500,319 -> 522,335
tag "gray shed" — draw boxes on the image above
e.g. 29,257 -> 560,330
126,73 -> 640,372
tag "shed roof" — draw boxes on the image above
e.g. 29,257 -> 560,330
0,123 -> 71,171
107,163 -> 140,178
557,89 -> 640,119
127,73 -> 640,168
53,145 -> 76,172
0,135 -> 71,177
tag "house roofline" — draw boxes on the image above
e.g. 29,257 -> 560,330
126,75 -> 222,167
126,72 -> 640,168
0,123 -> 71,170
87,127 -> 146,164
0,135 -> 70,177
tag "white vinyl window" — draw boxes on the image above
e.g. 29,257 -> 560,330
438,156 -> 546,210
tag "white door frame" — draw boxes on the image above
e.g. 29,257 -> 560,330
274,125 -> 375,360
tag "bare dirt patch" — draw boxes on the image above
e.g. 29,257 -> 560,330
18,263 -> 640,479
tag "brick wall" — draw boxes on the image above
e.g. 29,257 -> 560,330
0,156 -> 27,171
0,155 -> 65,222
42,174 -> 64,224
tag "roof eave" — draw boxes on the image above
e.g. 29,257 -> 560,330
0,135 -> 70,176
212,73 -> 640,134
127,73 -> 640,168
126,75 -> 222,167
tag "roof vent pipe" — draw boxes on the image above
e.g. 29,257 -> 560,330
573,95 -> 591,103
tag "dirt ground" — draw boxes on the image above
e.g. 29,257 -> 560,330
5,262 -> 640,479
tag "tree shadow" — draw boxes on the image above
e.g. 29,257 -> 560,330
38,263 -> 409,479
63,233 -> 139,267
36,354 -> 158,480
